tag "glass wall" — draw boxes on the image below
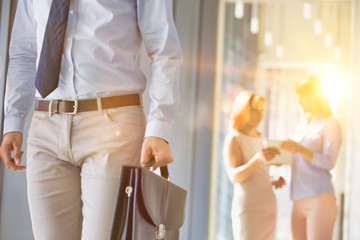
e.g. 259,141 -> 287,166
210,0 -> 352,239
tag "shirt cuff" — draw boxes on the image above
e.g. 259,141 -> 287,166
3,116 -> 26,135
311,152 -> 333,170
144,120 -> 173,143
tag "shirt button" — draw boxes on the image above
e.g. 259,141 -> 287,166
69,10 -> 74,15
68,68 -> 72,72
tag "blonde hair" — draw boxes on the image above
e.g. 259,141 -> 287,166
296,76 -> 332,118
230,91 -> 251,131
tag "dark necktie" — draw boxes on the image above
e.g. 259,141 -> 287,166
35,0 -> 71,98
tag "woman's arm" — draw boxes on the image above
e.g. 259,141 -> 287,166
280,140 -> 313,162
311,118 -> 342,170
281,118 -> 342,170
224,135 -> 279,183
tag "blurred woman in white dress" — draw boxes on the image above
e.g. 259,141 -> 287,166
223,90 -> 285,240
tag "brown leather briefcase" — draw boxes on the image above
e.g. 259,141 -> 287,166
110,166 -> 187,240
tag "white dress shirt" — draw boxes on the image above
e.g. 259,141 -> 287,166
0,56 -> 2,77
4,0 -> 183,142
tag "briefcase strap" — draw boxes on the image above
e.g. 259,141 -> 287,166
160,166 -> 169,180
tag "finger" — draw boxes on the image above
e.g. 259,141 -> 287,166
150,162 -> 159,171
147,159 -> 156,169
2,157 -> 26,172
10,165 -> 26,172
268,148 -> 280,156
160,151 -> 173,165
2,151 -> 26,172
153,152 -> 173,169
150,153 -> 164,170
271,147 -> 280,154
1,148 -> 16,169
13,147 -> 23,166
140,144 -> 153,168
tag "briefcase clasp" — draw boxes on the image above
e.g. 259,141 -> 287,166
125,186 -> 133,197
155,224 -> 166,239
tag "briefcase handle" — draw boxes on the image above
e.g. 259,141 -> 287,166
160,166 -> 169,180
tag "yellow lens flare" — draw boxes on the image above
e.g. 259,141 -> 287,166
320,70 -> 346,109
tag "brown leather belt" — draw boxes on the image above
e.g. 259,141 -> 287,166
35,94 -> 141,114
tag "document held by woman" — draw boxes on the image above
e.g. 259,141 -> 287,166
265,140 -> 293,165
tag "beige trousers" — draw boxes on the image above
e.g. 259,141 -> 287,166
292,193 -> 337,240
26,106 -> 146,240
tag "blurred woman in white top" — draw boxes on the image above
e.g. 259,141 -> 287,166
223,90 -> 285,240
281,76 -> 342,240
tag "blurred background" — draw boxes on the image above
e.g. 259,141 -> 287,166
1,0 -> 360,239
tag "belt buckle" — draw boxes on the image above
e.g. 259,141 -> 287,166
63,99 -> 78,115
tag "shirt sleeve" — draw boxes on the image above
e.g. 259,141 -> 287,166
3,0 -> 37,134
137,0 -> 183,142
0,56 -> 3,75
311,117 -> 342,170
